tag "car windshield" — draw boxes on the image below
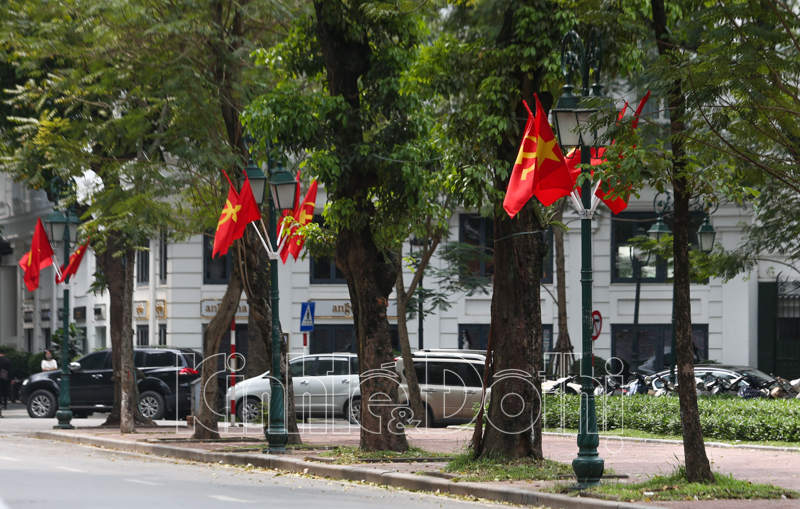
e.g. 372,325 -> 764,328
739,368 -> 774,383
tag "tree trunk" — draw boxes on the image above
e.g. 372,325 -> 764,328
247,312 -> 268,379
313,0 -> 407,452
337,229 -> 408,452
652,0 -> 715,483
97,231 -> 152,430
552,199 -> 574,376
193,254 -> 243,440
394,255 -> 426,426
673,183 -> 715,482
478,202 -> 546,460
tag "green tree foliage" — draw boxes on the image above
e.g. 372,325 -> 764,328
244,1 -> 447,451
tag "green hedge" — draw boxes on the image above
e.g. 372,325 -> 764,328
542,394 -> 800,442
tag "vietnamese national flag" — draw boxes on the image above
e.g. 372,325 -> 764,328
503,94 -> 574,217
229,173 -> 262,242
278,171 -> 302,239
212,185 -> 240,258
56,241 -> 90,284
280,180 -> 318,263
18,218 -> 55,291
572,91 -> 650,215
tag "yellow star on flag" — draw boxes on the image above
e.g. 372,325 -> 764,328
217,199 -> 241,229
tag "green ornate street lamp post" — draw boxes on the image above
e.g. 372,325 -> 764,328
551,28 -> 609,489
46,179 -> 81,430
242,136 -> 297,453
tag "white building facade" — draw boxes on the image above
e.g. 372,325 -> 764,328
2,175 -> 799,379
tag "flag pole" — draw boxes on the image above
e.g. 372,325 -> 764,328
250,222 -> 277,260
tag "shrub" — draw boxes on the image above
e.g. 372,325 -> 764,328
543,394 -> 800,442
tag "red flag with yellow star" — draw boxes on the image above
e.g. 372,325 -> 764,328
56,240 -> 90,284
229,173 -> 262,243
212,185 -> 241,258
503,94 -> 574,217
18,218 -> 55,291
280,180 -> 318,263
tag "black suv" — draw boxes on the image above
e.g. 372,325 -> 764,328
20,347 -> 201,420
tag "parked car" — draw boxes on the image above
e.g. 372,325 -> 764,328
20,347 -> 200,420
395,349 -> 488,427
226,353 -> 361,424
649,364 -> 778,393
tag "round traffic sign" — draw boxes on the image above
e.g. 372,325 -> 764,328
591,310 -> 602,340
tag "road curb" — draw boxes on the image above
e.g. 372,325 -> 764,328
34,431 -> 656,509
540,432 -> 800,453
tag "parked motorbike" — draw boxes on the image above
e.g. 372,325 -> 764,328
542,375 -> 581,395
622,372 -> 649,396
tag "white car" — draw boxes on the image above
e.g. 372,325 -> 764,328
227,353 -> 361,423
395,349 -> 488,427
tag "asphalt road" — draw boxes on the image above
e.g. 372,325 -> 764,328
0,407 -> 499,509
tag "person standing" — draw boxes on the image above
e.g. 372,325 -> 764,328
0,348 -> 14,409
41,350 -> 58,372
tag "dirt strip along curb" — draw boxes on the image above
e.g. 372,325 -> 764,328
541,432 -> 800,453
34,431 -> 656,509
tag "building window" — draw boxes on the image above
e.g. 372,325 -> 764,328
459,323 -> 553,353
611,323 -> 709,374
203,233 -> 231,284
610,212 -> 706,283
158,231 -> 168,285
459,214 -> 494,278
310,325 -> 398,354
26,329 -> 33,352
136,240 -> 150,286
541,229 -> 554,284
96,326 -> 106,349
136,325 -> 149,347
44,328 -> 51,350
309,216 -> 346,284
78,327 -> 87,356
158,324 -> 167,346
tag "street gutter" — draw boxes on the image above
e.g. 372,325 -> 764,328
34,430 -> 655,509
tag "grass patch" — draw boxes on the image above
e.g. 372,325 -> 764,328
549,466 -> 798,502
443,452 -> 575,482
545,427 -> 800,449
319,445 -> 451,464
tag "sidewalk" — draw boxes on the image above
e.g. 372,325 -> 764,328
17,415 -> 800,509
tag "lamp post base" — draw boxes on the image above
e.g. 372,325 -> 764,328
570,449 -> 604,490
264,427 -> 289,454
54,408 -> 74,430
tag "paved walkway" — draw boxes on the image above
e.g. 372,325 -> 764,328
2,404 -> 799,509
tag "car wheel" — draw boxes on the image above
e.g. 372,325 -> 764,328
27,390 -> 57,418
346,397 -> 361,425
139,391 -> 166,420
237,397 -> 264,423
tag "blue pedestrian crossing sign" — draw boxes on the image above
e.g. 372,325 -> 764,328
300,302 -> 315,332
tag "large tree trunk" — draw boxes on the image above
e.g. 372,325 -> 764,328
652,0 -> 714,483
552,200 -> 574,376
313,0 -> 407,452
97,231 -> 152,430
337,229 -> 408,452
193,258 -> 243,439
477,202 -> 547,460
394,255 -> 426,426
475,3 -> 548,461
